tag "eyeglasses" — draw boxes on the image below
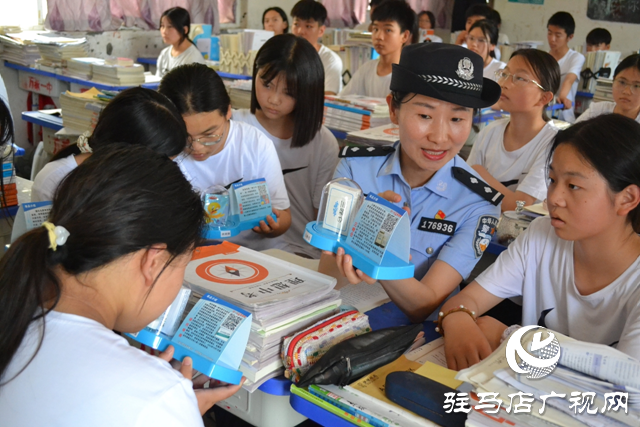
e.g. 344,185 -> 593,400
494,70 -> 547,91
466,35 -> 487,45
187,121 -> 228,149
613,78 -> 640,94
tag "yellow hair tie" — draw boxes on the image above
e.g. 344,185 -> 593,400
42,221 -> 70,251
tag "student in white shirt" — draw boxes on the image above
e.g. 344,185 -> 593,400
442,114 -> 640,369
0,145 -> 244,426
31,87 -> 189,202
291,1 -> 343,95
156,7 -> 205,78
576,54 -> 640,124
468,49 -> 560,211
547,12 -> 585,123
465,20 -> 505,81
159,64 -> 291,251
340,0 -> 415,98
234,34 -> 338,258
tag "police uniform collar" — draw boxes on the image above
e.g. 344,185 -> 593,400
377,141 -> 403,179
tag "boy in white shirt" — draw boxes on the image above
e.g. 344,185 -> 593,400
340,0 -> 416,98
291,1 -> 343,95
547,11 -> 585,123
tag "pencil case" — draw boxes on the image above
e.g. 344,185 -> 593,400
282,310 -> 371,383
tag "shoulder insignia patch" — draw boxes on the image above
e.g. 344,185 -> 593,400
339,145 -> 396,158
452,167 -> 504,206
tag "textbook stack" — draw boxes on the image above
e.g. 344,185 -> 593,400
593,78 -> 614,103
226,79 -> 252,109
323,95 -> 391,133
35,37 -> 89,71
91,57 -> 145,86
347,123 -> 399,147
458,329 -> 640,426
59,88 -> 108,133
0,156 -> 18,207
184,244 -> 341,392
579,50 -> 621,94
62,57 -> 105,80
0,33 -> 41,67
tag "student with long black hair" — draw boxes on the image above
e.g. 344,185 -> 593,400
31,87 -> 189,202
0,144 -> 244,425
156,6 -> 205,78
263,7 -> 289,35
466,20 -> 504,81
159,63 -> 291,251
443,115 -> 640,369
234,34 -> 338,258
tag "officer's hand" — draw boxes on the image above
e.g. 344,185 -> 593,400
253,209 -> 281,234
332,247 -> 377,285
443,313 -> 493,371
377,190 -> 410,216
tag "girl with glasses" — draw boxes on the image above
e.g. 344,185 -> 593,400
576,54 -> 640,124
467,49 -> 561,212
466,20 -> 505,81
159,64 -> 291,251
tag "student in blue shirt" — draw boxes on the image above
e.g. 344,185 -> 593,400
319,43 -> 502,323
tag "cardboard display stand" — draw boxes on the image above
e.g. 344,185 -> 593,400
203,178 -> 276,240
304,180 -> 414,280
126,291 -> 251,385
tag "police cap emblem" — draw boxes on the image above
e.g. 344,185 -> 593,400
456,57 -> 474,81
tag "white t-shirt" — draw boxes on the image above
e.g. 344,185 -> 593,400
476,217 -> 640,359
233,109 -> 339,258
318,44 -> 343,94
175,120 -> 290,251
467,118 -> 557,202
576,100 -> 640,124
483,58 -> 506,81
156,44 -> 206,78
31,155 -> 78,202
0,311 -> 203,427
554,49 -> 586,123
340,59 -> 391,98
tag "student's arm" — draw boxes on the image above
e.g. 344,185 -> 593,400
557,73 -> 578,110
322,248 -> 467,323
255,134 -> 292,236
472,164 -> 537,211
455,30 -> 467,45
440,282 -> 505,370
616,297 -> 640,361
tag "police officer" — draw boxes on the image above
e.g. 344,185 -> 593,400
319,43 -> 503,323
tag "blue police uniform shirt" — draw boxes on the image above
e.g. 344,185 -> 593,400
334,142 -> 501,284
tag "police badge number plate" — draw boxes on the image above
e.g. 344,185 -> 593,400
473,215 -> 498,258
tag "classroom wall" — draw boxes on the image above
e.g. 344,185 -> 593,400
494,0 -> 640,58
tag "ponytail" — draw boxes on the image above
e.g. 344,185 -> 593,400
0,144 -> 205,383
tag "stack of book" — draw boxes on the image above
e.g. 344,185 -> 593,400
226,79 -> 252,109
579,50 -> 621,94
63,57 -> 105,80
458,329 -> 640,426
323,95 -> 391,133
0,33 -> 41,67
35,37 -> 88,72
59,88 -> 108,133
346,123 -> 399,147
593,78 -> 614,103
184,243 -> 341,392
0,155 -> 17,207
91,57 -> 145,86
